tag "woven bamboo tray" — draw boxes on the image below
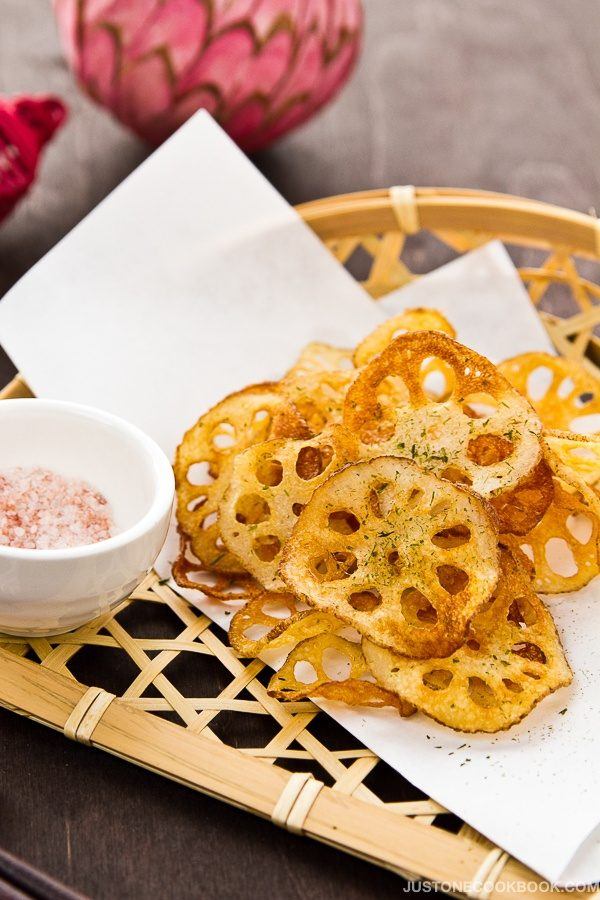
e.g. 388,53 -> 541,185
1,185 -> 599,899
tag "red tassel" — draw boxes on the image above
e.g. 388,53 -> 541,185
0,95 -> 67,225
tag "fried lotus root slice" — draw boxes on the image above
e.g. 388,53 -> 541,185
498,352 -> 600,434
344,332 -> 543,500
281,456 -> 499,658
228,592 -> 338,657
285,342 -> 353,379
503,479 -> 599,593
545,430 -> 600,489
354,308 -> 456,367
363,552 -> 572,733
219,425 -> 358,591
172,533 -> 262,600
267,633 -> 415,714
489,459 -> 554,535
175,385 -> 309,573
281,370 -> 355,434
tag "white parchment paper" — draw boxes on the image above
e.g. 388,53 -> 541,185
0,111 -> 381,453
0,113 -> 597,887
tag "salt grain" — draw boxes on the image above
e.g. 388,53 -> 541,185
0,467 -> 114,550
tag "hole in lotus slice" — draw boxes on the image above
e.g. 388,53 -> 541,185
293,660 -> 318,684
429,497 -> 451,517
253,534 -> 281,562
256,456 -> 283,486
211,421 -> 236,450
370,482 -> 394,517
512,642 -> 547,664
462,392 -> 499,419
311,551 -> 358,581
201,511 -> 218,530
467,434 -> 514,466
503,678 -> 524,694
523,669 -> 541,680
441,465 -> 473,486
360,419 -> 396,445
566,512 -> 593,545
544,537 -> 578,578
328,510 -> 360,534
296,445 -> 333,480
571,446 -> 597,462
348,589 -> 382,612
437,565 -> 469,594
507,596 -> 537,628
401,587 -> 438,626
187,461 -> 215,486
235,493 -> 270,525
468,676 -> 498,708
557,377 -> 575,399
526,366 -> 554,402
187,494 -> 207,513
466,638 -> 480,651
387,549 -> 401,570
576,390 -> 595,407
292,502 -> 305,516
337,625 -> 362,643
253,409 -> 271,425
420,356 -> 455,402
570,413 -> 600,434
520,543 -> 534,562
406,487 -> 424,508
322,647 -> 352,681
422,669 -> 453,691
431,524 -> 471,549
243,624 -> 272,642
376,374 -> 409,409
261,597 -> 295,619
369,487 -> 384,518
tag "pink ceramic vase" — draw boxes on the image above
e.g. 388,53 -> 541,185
53,0 -> 363,151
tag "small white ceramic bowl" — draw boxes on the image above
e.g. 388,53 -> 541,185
0,399 -> 174,636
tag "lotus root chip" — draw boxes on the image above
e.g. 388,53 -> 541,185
545,430 -> 600,488
499,352 -> 600,434
175,385 -> 309,572
219,425 -> 358,591
505,437 -> 600,593
267,633 -> 414,714
172,533 -> 262,600
316,679 -> 416,714
281,370 -> 355,434
228,591 -> 338,657
364,551 -> 572,732
280,456 -> 499,658
503,479 -> 599,593
285,342 -> 353,379
344,332 -> 543,500
490,459 -> 554,535
353,307 -> 456,367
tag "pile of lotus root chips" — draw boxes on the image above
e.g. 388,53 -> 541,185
173,308 -> 600,733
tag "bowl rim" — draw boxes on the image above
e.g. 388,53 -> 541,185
0,398 -> 174,560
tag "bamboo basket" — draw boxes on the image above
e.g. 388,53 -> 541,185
1,185 -> 599,899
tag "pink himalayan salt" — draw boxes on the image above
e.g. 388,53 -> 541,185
0,466 -> 114,550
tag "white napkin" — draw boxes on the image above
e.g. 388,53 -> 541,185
378,241 -> 554,362
0,112 -> 597,887
0,111 -> 381,454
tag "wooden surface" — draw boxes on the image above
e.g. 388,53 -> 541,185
1,1 -> 600,897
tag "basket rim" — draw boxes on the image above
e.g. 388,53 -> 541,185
298,186 -> 600,260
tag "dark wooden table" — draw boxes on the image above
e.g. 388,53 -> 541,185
1,1 -> 600,897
